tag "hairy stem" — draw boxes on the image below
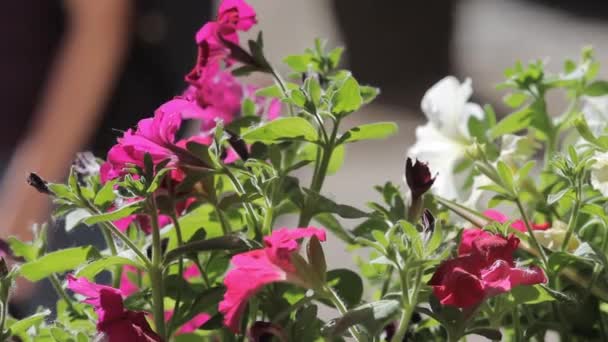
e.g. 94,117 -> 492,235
148,197 -> 166,340
515,198 -> 549,268
322,285 -> 364,342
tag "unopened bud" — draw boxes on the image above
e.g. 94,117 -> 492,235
405,158 -> 435,200
27,173 -> 52,195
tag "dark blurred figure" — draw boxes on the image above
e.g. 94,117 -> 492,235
332,1 -> 454,109
0,0 -> 210,314
0,1 -> 210,241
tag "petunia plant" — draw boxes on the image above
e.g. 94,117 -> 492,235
2,1 -> 608,341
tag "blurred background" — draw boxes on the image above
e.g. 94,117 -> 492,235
2,0 -> 608,319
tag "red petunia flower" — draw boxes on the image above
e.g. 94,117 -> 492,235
429,232 -> 546,308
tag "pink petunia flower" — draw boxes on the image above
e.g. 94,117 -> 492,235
219,227 -> 326,332
429,233 -> 546,308
66,275 -> 161,342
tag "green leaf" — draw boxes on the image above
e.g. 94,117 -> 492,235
574,116 -> 608,149
255,83 -> 299,98
76,256 -> 141,280
339,122 -> 398,144
360,86 -> 380,104
164,235 -> 254,264
93,180 -> 117,209
242,117 -> 318,144
328,47 -> 344,69
8,310 -> 50,335
490,106 -> 533,139
326,269 -> 363,308
8,237 -> 39,262
327,144 -> 345,175
332,76 -> 362,115
284,54 -> 313,72
306,190 -> 369,219
400,221 -> 423,258
505,284 -> 556,305
313,213 -> 355,244
83,200 -> 144,226
19,246 -> 100,281
65,209 -> 92,232
297,143 -> 345,175
584,80 -> 608,96
547,188 -> 572,205
322,300 -> 400,337
503,92 -> 527,108
496,161 -> 515,193
147,168 -> 172,193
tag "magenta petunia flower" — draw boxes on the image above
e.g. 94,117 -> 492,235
67,275 -> 161,342
101,103 -> 183,182
219,227 -> 326,332
182,63 -> 243,131
186,0 -> 257,81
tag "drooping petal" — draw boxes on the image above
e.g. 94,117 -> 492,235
481,259 -> 547,295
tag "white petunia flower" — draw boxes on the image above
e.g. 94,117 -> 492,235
591,151 -> 608,197
408,76 -> 483,200
582,96 -> 608,137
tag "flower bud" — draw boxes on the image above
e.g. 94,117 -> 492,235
405,158 -> 435,200
248,321 -> 287,342
27,173 -> 52,195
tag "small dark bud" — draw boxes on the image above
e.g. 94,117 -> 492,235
228,133 -> 250,161
421,209 -> 435,243
383,322 -> 396,341
27,173 -> 52,195
405,158 -> 435,199
248,321 -> 287,342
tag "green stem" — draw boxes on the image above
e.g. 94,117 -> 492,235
50,274 -> 80,316
561,179 -> 581,251
602,220 -> 608,253
262,206 -> 274,235
148,198 -> 166,340
515,198 -> 549,269
0,280 -> 10,335
223,166 -> 261,237
168,210 -> 185,336
101,227 -> 122,288
298,120 -> 340,227
392,268 -> 423,342
100,221 -> 151,268
322,285 -> 364,342
513,307 -> 522,342
270,67 -> 294,117
216,206 -> 232,235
